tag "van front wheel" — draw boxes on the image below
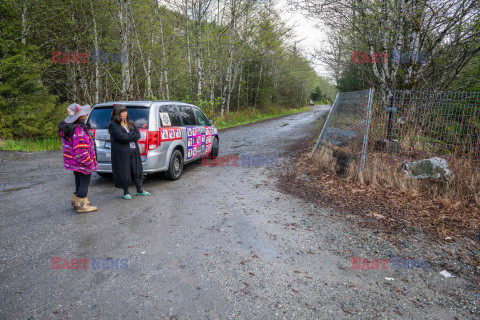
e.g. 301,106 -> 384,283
210,137 -> 219,159
165,149 -> 184,180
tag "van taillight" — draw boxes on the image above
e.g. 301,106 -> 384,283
89,129 -> 96,138
138,129 -> 148,156
148,131 -> 159,150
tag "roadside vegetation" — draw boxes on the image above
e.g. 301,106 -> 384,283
0,138 -> 62,152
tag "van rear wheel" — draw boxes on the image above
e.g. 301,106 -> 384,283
165,149 -> 183,180
96,172 -> 112,178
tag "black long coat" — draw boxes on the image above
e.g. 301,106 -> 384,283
108,121 -> 143,189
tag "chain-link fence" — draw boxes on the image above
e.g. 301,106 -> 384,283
311,89 -> 373,172
369,90 -> 480,168
312,89 -> 480,204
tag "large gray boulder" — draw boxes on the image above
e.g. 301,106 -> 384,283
402,157 -> 453,181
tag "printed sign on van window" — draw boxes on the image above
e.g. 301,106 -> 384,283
160,113 -> 171,126
160,127 -> 182,141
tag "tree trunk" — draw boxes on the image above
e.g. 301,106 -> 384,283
185,1 -> 193,97
237,68 -> 242,111
195,45 -> 205,98
221,26 -> 235,116
118,0 -> 130,99
226,61 -> 240,114
128,0 -> 150,99
157,7 -> 170,99
89,0 -> 100,105
21,1 -> 27,45
254,62 -> 264,109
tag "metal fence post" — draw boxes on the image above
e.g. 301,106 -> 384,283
310,93 -> 340,158
386,94 -> 395,141
359,88 -> 374,172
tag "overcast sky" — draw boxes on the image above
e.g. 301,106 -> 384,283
276,0 -> 332,79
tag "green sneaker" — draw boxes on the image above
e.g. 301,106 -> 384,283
123,194 -> 132,200
136,191 -> 151,196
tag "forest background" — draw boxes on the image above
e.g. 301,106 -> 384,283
0,0 -> 335,142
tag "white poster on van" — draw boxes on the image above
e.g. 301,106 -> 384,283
159,112 -> 171,126
161,130 -> 169,140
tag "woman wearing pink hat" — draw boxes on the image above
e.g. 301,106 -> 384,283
58,103 -> 98,213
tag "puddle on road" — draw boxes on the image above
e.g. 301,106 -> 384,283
2,182 -> 43,193
280,123 -> 289,127
233,216 -> 283,259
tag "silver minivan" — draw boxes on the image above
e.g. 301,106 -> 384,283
86,101 -> 219,180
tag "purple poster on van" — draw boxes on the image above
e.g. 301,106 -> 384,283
186,126 -> 201,160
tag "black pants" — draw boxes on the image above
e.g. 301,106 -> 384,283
124,151 -> 143,195
74,171 -> 91,198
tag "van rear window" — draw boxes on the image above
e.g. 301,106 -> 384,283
88,107 -> 149,129
159,105 -> 182,126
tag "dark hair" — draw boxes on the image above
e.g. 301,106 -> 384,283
59,119 -> 90,140
110,104 -> 135,130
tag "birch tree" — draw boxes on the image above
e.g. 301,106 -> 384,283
118,0 -> 131,98
294,0 -> 480,93
89,0 -> 100,104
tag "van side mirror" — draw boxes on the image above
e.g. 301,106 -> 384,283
209,119 -> 214,125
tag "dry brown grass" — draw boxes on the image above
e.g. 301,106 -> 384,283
312,144 -> 480,210
311,146 -> 337,173
305,146 -> 480,241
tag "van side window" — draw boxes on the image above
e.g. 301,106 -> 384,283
159,105 -> 181,126
178,105 -> 196,126
194,108 -> 209,126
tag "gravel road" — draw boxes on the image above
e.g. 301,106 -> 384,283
0,106 -> 478,319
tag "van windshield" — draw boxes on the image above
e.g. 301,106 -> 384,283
88,106 -> 149,129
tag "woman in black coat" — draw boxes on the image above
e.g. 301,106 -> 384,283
108,104 -> 150,200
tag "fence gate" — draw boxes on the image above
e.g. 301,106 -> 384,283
311,89 -> 374,173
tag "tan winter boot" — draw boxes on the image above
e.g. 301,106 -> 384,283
75,197 -> 97,213
71,193 -> 78,208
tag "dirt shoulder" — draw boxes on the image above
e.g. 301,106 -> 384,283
276,126 -> 480,284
